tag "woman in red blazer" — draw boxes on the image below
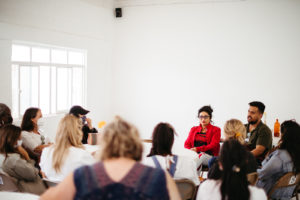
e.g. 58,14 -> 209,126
184,105 -> 221,169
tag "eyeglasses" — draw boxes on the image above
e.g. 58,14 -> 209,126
198,115 -> 210,120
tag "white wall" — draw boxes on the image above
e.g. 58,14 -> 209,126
0,0 -> 115,140
111,0 -> 300,143
1,0 -> 300,145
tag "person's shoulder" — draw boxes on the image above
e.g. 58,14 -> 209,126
199,179 -> 220,191
248,185 -> 267,199
209,124 -> 221,133
275,149 -> 291,160
212,125 -> 221,131
42,145 -> 54,156
70,146 -> 92,157
258,123 -> 272,133
190,126 -> 200,131
138,162 -> 165,176
21,130 -> 31,136
70,146 -> 87,152
74,161 -> 99,180
142,156 -> 154,166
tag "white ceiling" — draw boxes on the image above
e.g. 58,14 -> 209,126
114,0 -> 245,7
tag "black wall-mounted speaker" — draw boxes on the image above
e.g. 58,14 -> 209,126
115,8 -> 122,18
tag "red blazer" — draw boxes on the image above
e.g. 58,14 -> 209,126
184,123 -> 221,156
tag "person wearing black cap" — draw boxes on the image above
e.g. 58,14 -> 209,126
69,105 -> 98,144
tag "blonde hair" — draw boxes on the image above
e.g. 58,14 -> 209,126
99,116 -> 143,161
52,114 -> 83,172
223,119 -> 246,144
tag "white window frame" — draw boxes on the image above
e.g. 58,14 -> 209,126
11,41 -> 87,119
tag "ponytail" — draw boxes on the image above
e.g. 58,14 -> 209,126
219,139 -> 250,200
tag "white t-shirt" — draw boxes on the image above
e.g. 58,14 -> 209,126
0,154 -> 7,175
21,130 -> 51,151
40,146 -> 96,182
143,155 -> 200,185
196,179 -> 267,200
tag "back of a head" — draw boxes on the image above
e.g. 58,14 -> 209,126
99,116 -> 143,161
52,114 -> 83,172
0,103 -> 13,127
219,139 -> 250,200
280,120 -> 300,173
249,101 -> 265,114
0,124 -> 21,156
224,119 -> 246,144
21,107 -> 39,131
148,123 -> 175,157
55,114 -> 83,147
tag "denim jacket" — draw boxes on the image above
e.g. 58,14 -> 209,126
257,149 -> 295,199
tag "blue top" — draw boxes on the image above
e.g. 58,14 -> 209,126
73,161 -> 169,200
151,155 -> 178,177
257,149 -> 295,199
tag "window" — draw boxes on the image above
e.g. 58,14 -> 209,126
11,42 -> 86,118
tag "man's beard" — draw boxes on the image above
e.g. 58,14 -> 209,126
248,119 -> 258,125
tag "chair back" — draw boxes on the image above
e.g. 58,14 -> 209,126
0,173 -> 19,192
268,172 -> 300,199
87,133 -> 99,145
247,172 -> 258,186
175,179 -> 197,200
142,139 -> 152,143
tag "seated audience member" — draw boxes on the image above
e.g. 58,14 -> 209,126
0,103 -> 13,173
0,103 -> 13,128
0,124 -> 46,194
208,119 -> 257,179
40,116 -> 181,200
184,105 -> 221,169
0,104 -> 30,174
256,120 -> 300,199
40,114 -> 95,182
21,107 -> 51,154
143,123 -> 200,185
245,101 -> 272,165
69,105 -> 98,144
196,139 -> 267,200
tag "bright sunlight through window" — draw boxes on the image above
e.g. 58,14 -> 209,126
11,42 -> 86,118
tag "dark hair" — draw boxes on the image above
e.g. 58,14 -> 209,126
21,107 -> 40,131
147,123 -> 175,157
69,105 -> 89,118
0,103 -> 13,127
0,124 -> 21,158
279,120 -> 300,174
198,105 -> 213,119
219,139 -> 250,200
249,101 -> 265,114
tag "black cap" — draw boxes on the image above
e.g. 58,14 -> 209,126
69,105 -> 89,117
